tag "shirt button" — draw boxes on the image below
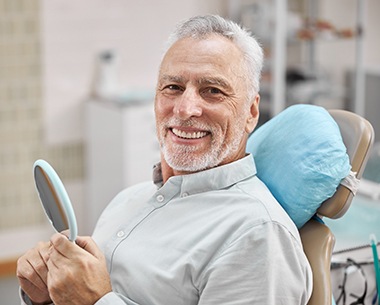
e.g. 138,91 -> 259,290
156,194 -> 164,202
182,192 -> 189,197
117,230 -> 125,238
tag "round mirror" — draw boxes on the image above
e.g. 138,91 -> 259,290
33,159 -> 77,242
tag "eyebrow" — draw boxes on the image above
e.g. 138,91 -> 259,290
159,74 -> 185,84
159,74 -> 231,90
197,77 -> 231,89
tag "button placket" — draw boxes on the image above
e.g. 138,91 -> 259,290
116,230 -> 125,238
156,194 -> 164,202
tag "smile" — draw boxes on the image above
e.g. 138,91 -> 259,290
171,128 -> 209,139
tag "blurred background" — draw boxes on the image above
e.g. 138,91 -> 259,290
0,0 -> 379,303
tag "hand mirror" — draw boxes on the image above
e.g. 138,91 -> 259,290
33,159 -> 78,242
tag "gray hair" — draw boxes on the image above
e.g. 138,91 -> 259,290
164,15 -> 264,99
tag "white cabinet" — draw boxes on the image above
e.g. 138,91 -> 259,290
84,99 -> 159,233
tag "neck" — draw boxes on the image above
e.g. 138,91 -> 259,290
160,158 -> 174,184
160,157 -> 195,184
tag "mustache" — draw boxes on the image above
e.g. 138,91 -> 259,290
165,118 -> 211,131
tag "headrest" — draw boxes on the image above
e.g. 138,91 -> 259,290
247,104 -> 351,228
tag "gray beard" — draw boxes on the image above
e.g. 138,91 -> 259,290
157,117 -> 247,172
160,132 -> 245,173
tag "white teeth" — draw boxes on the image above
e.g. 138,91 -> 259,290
172,128 -> 208,139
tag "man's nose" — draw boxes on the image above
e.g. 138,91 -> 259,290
173,89 -> 203,120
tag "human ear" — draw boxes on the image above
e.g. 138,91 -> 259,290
245,94 -> 260,134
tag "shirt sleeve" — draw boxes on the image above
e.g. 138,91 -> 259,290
197,221 -> 313,305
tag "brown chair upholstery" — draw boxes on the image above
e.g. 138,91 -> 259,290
299,109 -> 375,305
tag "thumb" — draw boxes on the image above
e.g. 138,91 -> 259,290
75,236 -> 103,259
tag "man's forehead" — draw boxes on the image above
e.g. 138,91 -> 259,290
163,35 -> 242,64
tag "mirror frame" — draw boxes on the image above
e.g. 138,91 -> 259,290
33,159 -> 78,241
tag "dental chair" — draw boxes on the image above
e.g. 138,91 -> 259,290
300,109 -> 374,305
247,105 -> 374,305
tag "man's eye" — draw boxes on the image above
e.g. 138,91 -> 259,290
165,84 -> 182,91
209,87 -> 222,94
160,84 -> 183,96
203,87 -> 224,95
201,87 -> 226,102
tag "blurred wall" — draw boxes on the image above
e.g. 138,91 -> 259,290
0,0 -> 45,230
42,0 -> 225,145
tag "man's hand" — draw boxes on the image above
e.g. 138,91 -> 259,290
16,241 -> 52,305
47,233 -> 112,305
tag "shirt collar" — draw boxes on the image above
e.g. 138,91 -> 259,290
152,154 -> 257,195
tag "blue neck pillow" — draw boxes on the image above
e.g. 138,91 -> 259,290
247,104 -> 351,228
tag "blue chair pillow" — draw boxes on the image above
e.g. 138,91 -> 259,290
247,104 -> 351,228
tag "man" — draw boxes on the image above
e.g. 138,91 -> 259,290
17,15 -> 312,305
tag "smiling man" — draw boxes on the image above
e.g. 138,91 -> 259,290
155,31 -> 257,179
17,15 -> 312,305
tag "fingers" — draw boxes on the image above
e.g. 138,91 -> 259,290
75,235 -> 104,259
29,244 -> 50,286
50,232 -> 76,258
48,233 -> 102,270
17,256 -> 46,291
17,235 -> 104,305
18,276 -> 51,305
16,241 -> 52,304
50,233 -> 104,260
17,241 -> 50,288
40,241 -> 51,265
20,234 -> 111,304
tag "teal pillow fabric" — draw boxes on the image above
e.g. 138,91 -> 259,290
247,104 -> 351,228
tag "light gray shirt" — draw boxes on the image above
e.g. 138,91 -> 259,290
20,155 -> 312,305
93,155 -> 312,304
